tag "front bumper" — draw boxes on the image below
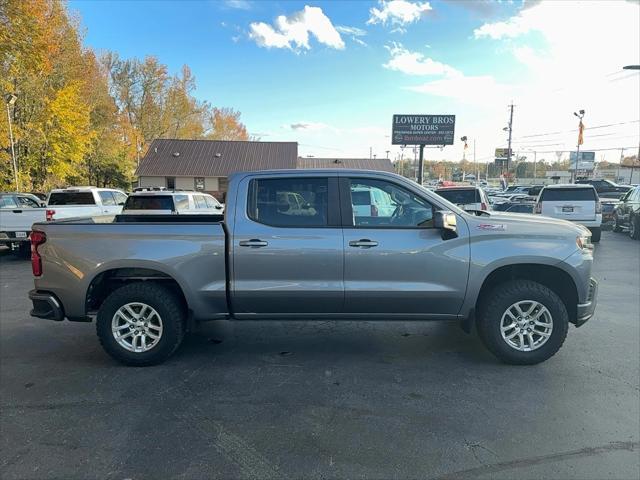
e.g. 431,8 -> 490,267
29,290 -> 65,321
575,278 -> 598,327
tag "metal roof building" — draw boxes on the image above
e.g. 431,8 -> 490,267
296,157 -> 395,173
135,139 -> 298,199
136,139 -> 397,200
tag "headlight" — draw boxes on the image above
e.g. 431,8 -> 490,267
576,234 -> 593,250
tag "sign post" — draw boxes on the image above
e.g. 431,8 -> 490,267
392,114 -> 455,185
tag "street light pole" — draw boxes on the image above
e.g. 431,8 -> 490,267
5,94 -> 19,191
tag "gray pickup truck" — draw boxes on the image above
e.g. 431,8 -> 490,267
28,170 -> 597,366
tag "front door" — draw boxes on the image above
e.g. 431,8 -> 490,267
341,177 -> 469,317
232,175 -> 344,316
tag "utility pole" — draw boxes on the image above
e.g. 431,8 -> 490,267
533,151 -> 537,180
572,109 -> 585,183
506,103 -> 514,174
417,144 -> 425,185
385,150 -> 390,159
474,139 -> 477,180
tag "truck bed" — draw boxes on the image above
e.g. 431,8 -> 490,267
32,215 -> 228,321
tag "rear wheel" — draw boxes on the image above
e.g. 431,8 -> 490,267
589,227 -> 601,243
96,283 -> 185,366
630,215 -> 640,240
477,280 -> 569,365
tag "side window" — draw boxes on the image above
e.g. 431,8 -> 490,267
18,196 -> 40,208
248,177 -> 328,227
0,195 -> 18,208
174,195 -> 189,210
620,189 -> 633,202
113,192 -> 128,206
204,196 -> 217,208
99,191 -> 116,206
194,195 -> 207,209
348,179 -> 434,228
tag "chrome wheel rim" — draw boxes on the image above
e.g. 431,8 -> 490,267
500,300 -> 553,352
112,302 -> 163,353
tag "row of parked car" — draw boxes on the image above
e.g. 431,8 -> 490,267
0,187 -> 225,256
432,179 -> 639,242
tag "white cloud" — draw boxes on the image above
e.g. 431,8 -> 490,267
225,0 -> 252,10
335,25 -> 367,37
287,122 -> 334,132
384,43 -> 460,76
390,26 -> 408,35
367,0 -> 432,26
249,6 -> 345,51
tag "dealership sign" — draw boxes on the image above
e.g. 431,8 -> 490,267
569,151 -> 595,171
495,148 -> 512,159
392,114 -> 455,145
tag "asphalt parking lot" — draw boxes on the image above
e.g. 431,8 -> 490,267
1,232 -> 639,480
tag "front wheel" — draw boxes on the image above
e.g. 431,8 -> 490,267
477,280 -> 569,365
96,283 -> 186,366
589,227 -> 601,243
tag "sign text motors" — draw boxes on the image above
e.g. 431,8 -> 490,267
392,114 -> 455,145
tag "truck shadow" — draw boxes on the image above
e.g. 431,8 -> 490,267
175,319 -> 495,366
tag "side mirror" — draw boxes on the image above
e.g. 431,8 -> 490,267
215,205 -> 223,210
434,210 -> 457,235
40,202 -> 46,208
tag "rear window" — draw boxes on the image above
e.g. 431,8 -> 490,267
48,192 -> 96,205
435,189 -> 479,205
0,195 -> 18,208
541,188 -> 596,201
124,195 -> 174,211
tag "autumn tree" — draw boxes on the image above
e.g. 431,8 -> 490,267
1,0 -> 249,191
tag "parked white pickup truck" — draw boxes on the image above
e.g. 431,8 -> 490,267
0,187 -> 127,256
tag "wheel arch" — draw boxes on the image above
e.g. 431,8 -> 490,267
465,263 -> 579,332
86,266 -> 189,317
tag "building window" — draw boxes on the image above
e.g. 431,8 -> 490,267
166,177 -> 175,189
194,177 -> 205,191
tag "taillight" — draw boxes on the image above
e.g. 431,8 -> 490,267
534,203 -> 542,214
371,205 -> 378,217
46,209 -> 55,221
595,200 -> 602,214
481,202 -> 487,210
30,231 -> 46,276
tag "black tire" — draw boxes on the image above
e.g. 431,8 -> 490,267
477,280 -> 569,365
589,227 -> 601,243
96,282 -> 186,366
612,214 -> 623,233
630,215 -> 640,240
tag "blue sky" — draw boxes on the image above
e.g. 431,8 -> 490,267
70,0 -> 639,163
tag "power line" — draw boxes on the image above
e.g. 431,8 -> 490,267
512,120 -> 639,140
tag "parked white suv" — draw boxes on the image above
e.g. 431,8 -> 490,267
122,190 -> 224,215
534,184 -> 602,242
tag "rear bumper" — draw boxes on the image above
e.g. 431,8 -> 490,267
575,278 -> 598,327
28,290 -> 65,321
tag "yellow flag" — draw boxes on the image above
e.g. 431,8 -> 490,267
578,120 -> 584,146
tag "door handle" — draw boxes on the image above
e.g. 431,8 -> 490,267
239,239 -> 269,248
349,239 -> 378,248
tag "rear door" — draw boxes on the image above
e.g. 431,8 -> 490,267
540,187 -> 597,221
0,195 -> 46,234
231,175 -> 344,316
98,191 -> 120,215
